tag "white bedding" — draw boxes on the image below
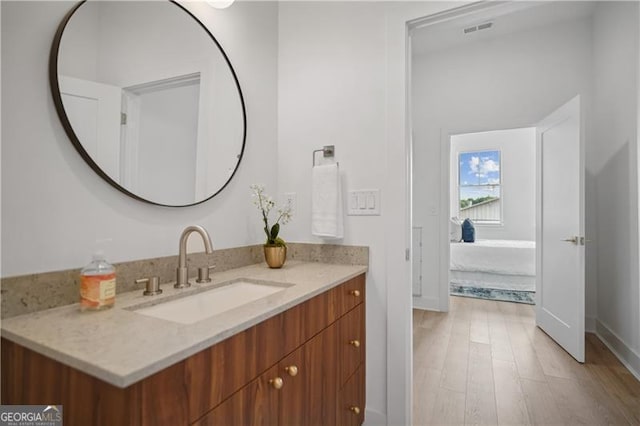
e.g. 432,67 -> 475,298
450,239 -> 535,276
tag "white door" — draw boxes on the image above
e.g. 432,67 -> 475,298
59,76 -> 122,179
536,95 -> 585,362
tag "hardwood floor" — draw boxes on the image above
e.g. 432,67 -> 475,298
413,296 -> 640,425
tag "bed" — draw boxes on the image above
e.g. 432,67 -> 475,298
449,239 -> 536,303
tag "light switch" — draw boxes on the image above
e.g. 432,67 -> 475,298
347,189 -> 380,216
358,193 -> 367,209
350,193 -> 358,210
366,193 -> 375,209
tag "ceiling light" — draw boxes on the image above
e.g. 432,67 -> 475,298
206,0 -> 234,9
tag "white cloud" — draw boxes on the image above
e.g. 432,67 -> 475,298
468,156 -> 480,173
482,159 -> 500,173
468,156 -> 499,176
487,178 -> 500,184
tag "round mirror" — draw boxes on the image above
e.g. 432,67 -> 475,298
50,0 -> 246,207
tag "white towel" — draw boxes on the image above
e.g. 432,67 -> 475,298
311,163 -> 344,239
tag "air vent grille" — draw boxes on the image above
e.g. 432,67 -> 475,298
463,22 -> 494,35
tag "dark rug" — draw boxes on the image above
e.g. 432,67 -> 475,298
450,284 -> 535,305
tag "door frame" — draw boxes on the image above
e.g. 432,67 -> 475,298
436,125 -> 537,312
407,1 -> 544,318
393,2 -> 527,424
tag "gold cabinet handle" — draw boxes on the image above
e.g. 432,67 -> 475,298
350,406 -> 361,415
269,377 -> 284,390
350,290 -> 361,297
349,339 -> 361,348
284,365 -> 298,377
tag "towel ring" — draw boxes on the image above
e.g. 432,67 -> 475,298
313,145 -> 338,167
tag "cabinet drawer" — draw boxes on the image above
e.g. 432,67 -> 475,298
186,312 -> 286,423
338,303 -> 365,387
193,364 -> 280,426
278,322 -> 338,426
333,275 -> 365,319
337,366 -> 365,426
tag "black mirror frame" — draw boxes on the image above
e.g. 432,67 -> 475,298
49,0 -> 247,207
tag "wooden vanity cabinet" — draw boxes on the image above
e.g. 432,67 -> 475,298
1,273 -> 366,426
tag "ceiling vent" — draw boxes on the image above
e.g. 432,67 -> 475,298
463,22 -> 494,35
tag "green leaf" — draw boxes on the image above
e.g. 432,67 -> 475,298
270,223 -> 280,240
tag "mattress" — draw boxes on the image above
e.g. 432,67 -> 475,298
450,239 -> 535,276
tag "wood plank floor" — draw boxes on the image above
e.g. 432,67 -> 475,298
413,296 -> 640,425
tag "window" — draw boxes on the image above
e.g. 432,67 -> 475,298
458,150 -> 501,224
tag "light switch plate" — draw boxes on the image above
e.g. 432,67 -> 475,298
347,189 -> 380,216
284,192 -> 296,213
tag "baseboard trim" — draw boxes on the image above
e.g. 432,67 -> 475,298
412,296 -> 440,311
364,408 -> 387,426
585,316 -> 596,333
595,320 -> 640,382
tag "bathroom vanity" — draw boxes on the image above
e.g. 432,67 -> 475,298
1,262 -> 366,426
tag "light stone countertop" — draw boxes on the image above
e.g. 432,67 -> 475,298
1,261 -> 367,388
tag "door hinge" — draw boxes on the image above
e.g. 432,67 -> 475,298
405,248 -> 410,261
121,112 -> 127,125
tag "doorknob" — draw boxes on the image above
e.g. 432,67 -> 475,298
561,236 -> 579,244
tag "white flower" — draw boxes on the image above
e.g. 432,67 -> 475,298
250,184 -> 294,245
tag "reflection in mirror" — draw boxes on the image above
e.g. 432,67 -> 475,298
52,0 -> 246,206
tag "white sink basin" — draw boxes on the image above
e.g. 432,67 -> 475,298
134,281 -> 287,324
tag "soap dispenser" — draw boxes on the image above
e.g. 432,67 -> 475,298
80,252 -> 116,311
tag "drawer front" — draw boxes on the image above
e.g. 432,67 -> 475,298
338,303 -> 365,387
278,322 -> 338,426
337,366 -> 365,426
193,364 -> 280,426
334,274 -> 365,318
186,312 -> 286,423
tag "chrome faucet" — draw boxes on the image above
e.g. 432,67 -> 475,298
175,225 -> 213,288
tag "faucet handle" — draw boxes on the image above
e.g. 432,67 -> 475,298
196,265 -> 215,283
136,277 -> 163,296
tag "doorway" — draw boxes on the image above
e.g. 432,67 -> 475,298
400,0 -> 640,424
409,0 -> 591,368
448,128 -> 537,305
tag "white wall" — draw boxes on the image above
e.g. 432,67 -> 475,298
411,16 -> 595,313
1,0 -> 279,276
278,2 -> 469,423
278,2 -> 389,421
591,1 -> 640,377
449,127 -> 536,241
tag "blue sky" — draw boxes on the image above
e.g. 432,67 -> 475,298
459,150 -> 501,201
